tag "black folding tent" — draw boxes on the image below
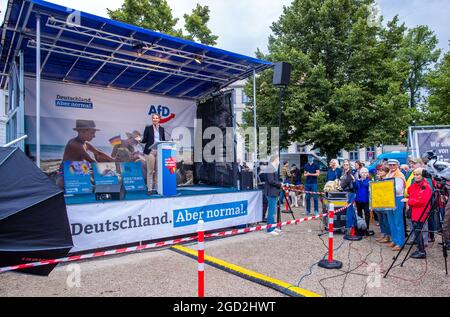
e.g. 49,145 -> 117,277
0,147 -> 73,276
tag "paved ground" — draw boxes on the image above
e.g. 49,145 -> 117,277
1,204 -> 449,297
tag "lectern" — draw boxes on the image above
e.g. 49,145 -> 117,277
150,141 -> 177,196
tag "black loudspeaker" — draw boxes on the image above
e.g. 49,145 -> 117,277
240,171 -> 254,190
272,62 -> 292,86
194,92 -> 237,187
95,184 -> 124,201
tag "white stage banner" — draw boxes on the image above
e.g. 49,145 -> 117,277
24,78 -> 196,172
67,191 -> 262,252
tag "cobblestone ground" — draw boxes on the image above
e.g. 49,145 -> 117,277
1,203 -> 449,297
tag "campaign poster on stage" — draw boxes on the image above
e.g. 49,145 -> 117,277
120,162 -> 146,191
370,179 -> 396,210
63,161 -> 93,194
23,78 -> 197,188
92,163 -> 119,185
413,128 -> 450,162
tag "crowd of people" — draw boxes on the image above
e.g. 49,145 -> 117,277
256,154 -> 450,258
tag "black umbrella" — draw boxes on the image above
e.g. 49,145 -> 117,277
0,147 -> 73,276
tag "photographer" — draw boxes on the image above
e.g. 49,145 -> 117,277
421,151 -> 450,250
403,168 -> 432,259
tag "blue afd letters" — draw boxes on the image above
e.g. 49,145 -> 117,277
148,105 -> 170,117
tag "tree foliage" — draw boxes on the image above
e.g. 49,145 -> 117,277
243,0 -> 444,159
108,0 -> 218,45
184,4 -> 219,45
426,50 -> 450,125
399,26 -> 441,109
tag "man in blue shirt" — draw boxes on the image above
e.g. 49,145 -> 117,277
304,156 -> 320,215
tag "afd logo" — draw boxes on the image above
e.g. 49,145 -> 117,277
148,105 -> 176,124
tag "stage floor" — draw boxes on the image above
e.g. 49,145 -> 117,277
64,185 -> 241,205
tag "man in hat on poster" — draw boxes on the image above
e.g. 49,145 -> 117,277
62,119 -> 114,163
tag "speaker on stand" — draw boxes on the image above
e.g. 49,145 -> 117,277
272,61 -> 292,227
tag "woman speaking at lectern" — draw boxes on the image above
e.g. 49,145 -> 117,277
141,114 -> 166,194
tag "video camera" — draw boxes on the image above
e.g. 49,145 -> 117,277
421,151 -> 450,183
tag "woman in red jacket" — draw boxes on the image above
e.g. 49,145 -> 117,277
404,168 -> 432,259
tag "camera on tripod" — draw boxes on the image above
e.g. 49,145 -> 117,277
421,151 -> 450,184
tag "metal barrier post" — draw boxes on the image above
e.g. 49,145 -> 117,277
197,220 -> 205,297
318,203 -> 343,269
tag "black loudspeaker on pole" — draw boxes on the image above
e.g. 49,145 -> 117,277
273,62 -> 292,86
272,61 -> 292,226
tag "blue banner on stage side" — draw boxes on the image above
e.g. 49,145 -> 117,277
173,200 -> 248,227
120,162 -> 146,191
63,161 -> 93,194
92,162 -> 119,185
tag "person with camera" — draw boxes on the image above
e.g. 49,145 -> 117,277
403,168 -> 432,259
263,155 -> 283,236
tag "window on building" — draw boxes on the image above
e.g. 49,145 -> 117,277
366,146 -> 376,162
241,91 -> 249,104
349,149 -> 359,161
296,144 -> 305,152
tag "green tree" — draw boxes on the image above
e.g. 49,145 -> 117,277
243,0 -> 414,158
107,0 -> 180,35
399,26 -> 441,109
426,50 -> 450,125
108,0 -> 218,45
183,4 -> 218,45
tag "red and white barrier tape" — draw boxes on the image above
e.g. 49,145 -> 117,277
204,202 -> 352,239
0,202 -> 353,274
283,186 -> 325,196
0,235 -> 198,274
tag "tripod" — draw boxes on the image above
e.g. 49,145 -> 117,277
384,184 -> 448,278
281,187 -> 297,221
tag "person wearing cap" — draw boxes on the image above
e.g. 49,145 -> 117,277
386,159 -> 406,251
375,166 -> 392,243
62,119 -> 114,163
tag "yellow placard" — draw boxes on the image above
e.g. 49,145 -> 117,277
370,179 -> 396,210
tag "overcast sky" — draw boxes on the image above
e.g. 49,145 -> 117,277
1,0 -> 449,57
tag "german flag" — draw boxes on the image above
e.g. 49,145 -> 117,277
109,135 -> 121,146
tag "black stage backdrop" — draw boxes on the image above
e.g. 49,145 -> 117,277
194,92 -> 237,187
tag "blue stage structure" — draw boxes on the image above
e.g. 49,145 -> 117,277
0,0 -> 271,253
